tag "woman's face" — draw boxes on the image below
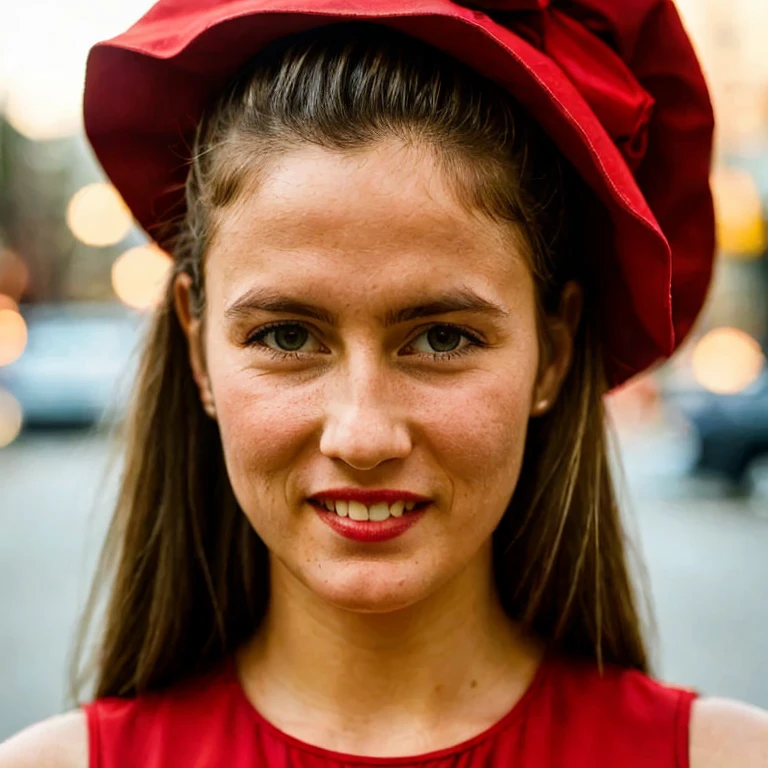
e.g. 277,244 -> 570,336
177,141 -> 576,614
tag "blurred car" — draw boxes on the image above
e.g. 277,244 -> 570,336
0,303 -> 143,429
675,371 -> 768,491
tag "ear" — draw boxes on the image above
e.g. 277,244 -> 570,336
174,273 -> 217,419
530,281 -> 583,417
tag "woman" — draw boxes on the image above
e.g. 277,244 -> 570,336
1,1 -> 766,765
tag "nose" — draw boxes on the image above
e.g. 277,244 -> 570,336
319,357 -> 412,471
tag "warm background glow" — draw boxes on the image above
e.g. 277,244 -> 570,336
0,308 -> 28,367
66,183 -> 133,247
0,388 -> 23,448
692,327 -> 766,394
711,167 -> 766,258
0,294 -> 19,313
4,85 -> 83,142
0,247 -> 30,301
111,245 -> 173,310
0,0 -> 157,141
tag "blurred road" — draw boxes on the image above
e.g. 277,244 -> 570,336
0,433 -> 115,742
1,430 -> 767,742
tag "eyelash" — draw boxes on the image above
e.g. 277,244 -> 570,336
245,322 -> 487,363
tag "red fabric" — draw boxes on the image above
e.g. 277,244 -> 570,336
83,654 -> 697,767
83,0 -> 715,387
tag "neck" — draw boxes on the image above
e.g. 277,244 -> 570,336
237,545 -> 543,748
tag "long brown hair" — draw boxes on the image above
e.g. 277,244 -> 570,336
73,21 -> 654,701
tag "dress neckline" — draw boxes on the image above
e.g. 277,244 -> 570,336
224,648 -> 554,764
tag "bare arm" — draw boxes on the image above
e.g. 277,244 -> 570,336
690,697 -> 768,768
0,712 -> 88,768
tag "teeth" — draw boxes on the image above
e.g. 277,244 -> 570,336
368,502 -> 390,521
316,499 -> 421,520
348,501 -> 368,521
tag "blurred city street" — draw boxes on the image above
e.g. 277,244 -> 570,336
1,428 -> 767,742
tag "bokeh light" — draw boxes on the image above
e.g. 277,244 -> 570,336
0,295 -> 19,313
66,183 -> 134,247
711,167 -> 766,258
111,245 -> 172,310
692,327 -> 766,394
0,388 -> 23,448
4,84 -> 82,141
0,248 -> 30,301
1,1 -> 159,140
0,309 -> 28,367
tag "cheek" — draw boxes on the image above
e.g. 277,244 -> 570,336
218,387 -> 305,472
423,322 -> 540,488
205,354 -> 316,510
429,371 -> 533,502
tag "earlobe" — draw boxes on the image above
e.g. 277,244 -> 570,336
530,281 -> 583,417
173,273 -> 216,418
173,272 -> 195,336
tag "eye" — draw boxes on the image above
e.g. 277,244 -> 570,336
269,325 -> 309,352
407,324 -> 485,360
246,322 -> 323,357
422,326 -> 463,353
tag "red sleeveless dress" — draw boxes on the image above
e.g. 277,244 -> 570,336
83,653 -> 696,767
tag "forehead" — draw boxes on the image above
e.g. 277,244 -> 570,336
206,142 -> 528,292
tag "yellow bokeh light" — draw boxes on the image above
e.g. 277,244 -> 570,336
0,388 -> 23,448
711,167 -> 766,258
0,309 -> 28,367
67,183 -> 133,247
111,245 -> 172,311
692,327 -> 766,395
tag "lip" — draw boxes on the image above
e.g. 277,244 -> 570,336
309,488 -> 431,505
311,501 -> 428,543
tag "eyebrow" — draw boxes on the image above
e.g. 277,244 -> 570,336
224,286 -> 509,326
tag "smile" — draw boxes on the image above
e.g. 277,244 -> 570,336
310,499 -> 429,543
310,499 -> 425,521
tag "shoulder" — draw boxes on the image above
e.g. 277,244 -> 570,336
554,656 -> 691,719
544,657 -> 696,764
689,696 -> 768,768
0,711 -> 88,768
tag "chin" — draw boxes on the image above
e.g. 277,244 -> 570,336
304,565 -> 433,614
327,596 -> 417,615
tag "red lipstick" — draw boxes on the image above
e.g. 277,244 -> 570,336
314,505 -> 427,542
308,489 -> 431,543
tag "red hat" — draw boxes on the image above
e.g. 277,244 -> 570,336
83,0 -> 715,387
